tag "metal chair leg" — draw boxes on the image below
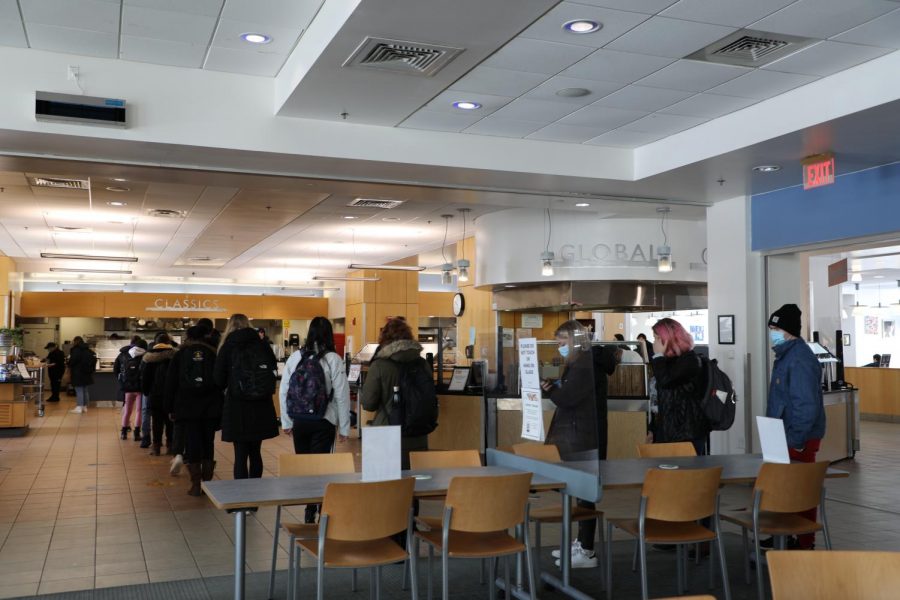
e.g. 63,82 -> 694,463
287,534 -> 296,600
503,556 -> 511,599
753,529 -> 764,600
715,513 -> 732,600
606,522 -> 614,600
638,536 -> 649,600
676,545 -> 685,595
480,559 -> 486,585
821,491 -> 833,550
369,567 -> 377,600
402,553 -> 410,591
741,528 -> 751,585
292,543 -> 301,600
709,536 -> 715,590
523,516 -> 537,600
534,522 -> 542,586
268,505 -> 282,600
316,555 -> 325,600
631,539 -> 639,572
441,548 -> 450,600
427,545 -> 434,600
352,569 -> 358,593
376,566 -> 382,600
488,553 -> 497,600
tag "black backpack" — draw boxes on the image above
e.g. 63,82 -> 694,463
181,346 -> 216,393
122,355 -> 143,392
388,358 -> 438,437
286,351 -> 332,421
700,357 -> 737,431
231,342 -> 276,401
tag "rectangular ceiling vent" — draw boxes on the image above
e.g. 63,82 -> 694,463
30,176 -> 90,190
687,29 -> 816,67
343,37 -> 464,77
147,208 -> 188,218
347,198 -> 405,209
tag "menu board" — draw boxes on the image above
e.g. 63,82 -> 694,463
448,367 -> 470,392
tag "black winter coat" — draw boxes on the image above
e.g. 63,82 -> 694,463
651,351 -> 708,444
592,345 -> 618,460
164,340 -> 223,423
214,327 -> 278,443
68,344 -> 95,387
45,348 -> 66,380
546,350 -> 598,461
112,344 -> 131,384
140,345 -> 175,410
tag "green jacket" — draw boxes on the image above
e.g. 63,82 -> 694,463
361,339 -> 428,448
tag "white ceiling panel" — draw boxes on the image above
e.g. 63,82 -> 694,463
490,98 -> 579,122
571,0 -> 679,14
660,92 -> 758,118
605,17 -> 736,59
398,110 -> 484,133
558,104 -> 648,128
763,41 -> 892,77
523,75 -> 624,106
592,85 -> 693,112
527,123 -> 615,143
425,90 -> 513,116
120,35 -> 207,68
519,2 -> 650,48
220,0 -> 321,28
707,69 -> 818,99
204,46 -> 287,77
832,8 -> 900,48
210,19 -> 302,54
451,66 -> 548,97
26,24 -> 118,58
124,0 -> 223,17
20,0 -> 120,33
562,49 -> 675,83
750,0 -> 898,40
462,117 -> 544,138
636,59 -> 750,92
620,112 -> 708,135
122,5 -> 218,44
0,8 -> 26,48
0,0 -> 19,19
482,38 -> 593,75
584,128 -> 667,147
660,0 -> 798,27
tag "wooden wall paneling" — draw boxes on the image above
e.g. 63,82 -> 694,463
845,367 -> 900,416
21,292 -> 103,317
345,303 -> 364,355
259,296 -> 329,320
419,292 -> 455,318
427,395 -> 483,450
375,270 -> 407,304
602,313 -> 626,339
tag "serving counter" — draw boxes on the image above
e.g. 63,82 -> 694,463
844,366 -> 900,421
0,382 -> 30,429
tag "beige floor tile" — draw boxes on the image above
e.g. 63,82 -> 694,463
95,571 -> 150,588
0,567 -> 44,585
95,560 -> 149,576
41,564 -> 96,582
38,576 -> 95,594
147,566 -> 201,582
0,582 -> 39,599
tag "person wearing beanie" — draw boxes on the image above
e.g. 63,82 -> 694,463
766,303 -> 826,550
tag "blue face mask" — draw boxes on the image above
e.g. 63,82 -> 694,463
769,329 -> 786,347
558,345 -> 570,358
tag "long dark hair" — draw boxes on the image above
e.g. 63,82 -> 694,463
304,316 -> 336,356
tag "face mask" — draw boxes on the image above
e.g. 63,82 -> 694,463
558,345 -> 570,358
769,330 -> 786,347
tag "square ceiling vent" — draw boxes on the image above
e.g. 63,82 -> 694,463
687,29 -> 816,67
30,176 -> 90,190
347,198 -> 405,209
343,37 -> 464,77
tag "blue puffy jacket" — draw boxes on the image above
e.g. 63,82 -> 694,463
767,338 -> 826,449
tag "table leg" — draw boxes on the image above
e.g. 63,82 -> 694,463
537,492 -> 594,600
234,510 -> 247,600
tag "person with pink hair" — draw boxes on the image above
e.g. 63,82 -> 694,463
649,318 -> 709,455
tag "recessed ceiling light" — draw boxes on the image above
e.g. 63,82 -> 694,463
504,284 -> 516,288
106,201 -> 127,207
575,202 -> 590,207
241,32 -> 272,44
382,217 -> 400,222
556,87 -> 591,98
874,275 -> 885,279
111,177 -> 128,182
563,19 -> 601,34
342,216 -> 359,220
453,101 -> 481,110
105,186 -> 130,192
753,165 -> 781,173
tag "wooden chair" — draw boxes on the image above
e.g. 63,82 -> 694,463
268,452 -> 356,600
767,550 -> 900,600
415,473 -> 537,600
512,443 -> 605,588
637,442 -> 697,458
606,467 -> 730,600
721,461 -> 831,600
296,477 -> 417,600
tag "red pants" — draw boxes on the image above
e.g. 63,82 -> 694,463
788,438 -> 821,549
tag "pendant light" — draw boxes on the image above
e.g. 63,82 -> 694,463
851,283 -> 869,316
439,214 -> 455,285
541,207 -> 555,276
456,208 -> 471,282
657,207 -> 672,273
872,283 -> 889,314
892,280 -> 900,306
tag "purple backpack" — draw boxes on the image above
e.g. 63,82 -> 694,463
286,351 -> 332,421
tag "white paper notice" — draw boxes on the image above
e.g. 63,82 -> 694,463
756,416 -> 791,464
16,363 -> 31,380
448,368 -> 470,391
518,338 -> 540,392
521,388 -> 545,441
362,426 -> 402,482
502,328 -> 514,348
347,364 -> 362,383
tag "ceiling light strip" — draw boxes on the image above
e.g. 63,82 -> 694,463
347,263 -> 425,272
313,276 -> 381,282
49,268 -> 133,274
40,253 -> 138,262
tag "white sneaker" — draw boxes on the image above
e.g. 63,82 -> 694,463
69,406 -> 83,414
555,544 -> 597,569
551,541 -> 581,559
170,454 -> 184,476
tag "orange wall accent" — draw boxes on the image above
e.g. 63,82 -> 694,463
419,292 -> 455,318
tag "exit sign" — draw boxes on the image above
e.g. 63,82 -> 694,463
803,153 -> 835,190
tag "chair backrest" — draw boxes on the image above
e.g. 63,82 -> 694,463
409,450 -> 482,470
321,477 -> 415,541
636,442 -> 697,458
768,551 -> 900,600
278,452 -> 356,477
445,473 -> 532,533
754,461 -> 828,513
512,442 -> 561,463
642,467 -> 722,522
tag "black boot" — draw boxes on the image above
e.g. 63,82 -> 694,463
200,459 -> 215,482
120,427 -> 129,440
187,464 -> 203,497
304,504 -> 318,524
134,429 -> 141,442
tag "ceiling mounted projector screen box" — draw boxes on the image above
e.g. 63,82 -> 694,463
35,91 -> 127,128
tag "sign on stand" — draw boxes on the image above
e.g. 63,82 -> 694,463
518,337 -> 544,441
362,426 -> 401,481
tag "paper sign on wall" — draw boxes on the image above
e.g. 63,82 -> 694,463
362,426 -> 402,481
521,388 -> 545,441
502,328 -> 514,348
518,337 -> 540,391
522,314 -> 543,328
756,416 -> 790,464
347,364 -> 362,383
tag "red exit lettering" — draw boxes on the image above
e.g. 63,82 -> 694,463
803,156 -> 835,190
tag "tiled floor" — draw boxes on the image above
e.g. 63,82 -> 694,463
0,397 -> 897,599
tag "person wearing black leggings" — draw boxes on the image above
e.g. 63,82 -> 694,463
214,314 -> 279,482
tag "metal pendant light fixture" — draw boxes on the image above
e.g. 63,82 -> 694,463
456,208 -> 471,282
851,283 -> 869,316
657,207 -> 672,273
541,207 -> 554,276
439,214 -> 455,285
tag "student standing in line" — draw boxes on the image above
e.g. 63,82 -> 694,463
68,336 -> 96,414
637,332 -> 654,359
197,318 -> 221,348
215,313 -> 278,480
43,342 -> 66,403
141,333 -> 176,456
120,339 -> 147,440
113,335 -> 141,405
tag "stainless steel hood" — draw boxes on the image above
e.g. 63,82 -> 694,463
492,281 -> 707,312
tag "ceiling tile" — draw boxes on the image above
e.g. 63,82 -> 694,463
523,75 -> 624,106
563,49 -> 675,83
832,8 -> 900,48
707,69 -> 818,99
211,19 -> 303,54
451,67 -> 548,97
124,0 -> 224,17
762,41 -> 892,76
659,92 -> 758,118
425,90 -> 513,116
519,2 -> 650,48
750,0 -> 898,39
120,35 -> 207,68
482,38 -> 593,75
122,5 -> 217,43
398,110 -> 484,133
527,123 -> 615,143
660,0 -> 797,27
463,118 -> 545,138
592,85 -> 693,111
620,112 -> 708,135
605,16 -> 737,58
26,23 -> 118,58
490,98 -> 579,122
571,0 -> 680,14
636,59 -> 750,92
220,0 -> 321,27
20,0 -> 120,33
584,129 -> 667,147
0,13 -> 27,48
558,105 -> 648,128
204,46 -> 287,76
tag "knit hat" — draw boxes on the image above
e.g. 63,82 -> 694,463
768,303 -> 802,337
